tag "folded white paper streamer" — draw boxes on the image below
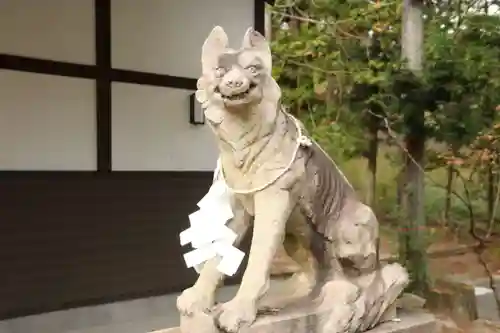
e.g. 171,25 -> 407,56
179,178 -> 245,276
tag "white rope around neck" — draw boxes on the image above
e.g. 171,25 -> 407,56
214,110 -> 353,195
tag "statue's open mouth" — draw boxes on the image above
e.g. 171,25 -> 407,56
216,82 -> 257,101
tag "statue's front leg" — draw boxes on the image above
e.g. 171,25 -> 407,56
176,204 -> 251,316
216,189 -> 294,332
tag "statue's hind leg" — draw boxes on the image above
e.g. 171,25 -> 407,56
257,212 -> 319,310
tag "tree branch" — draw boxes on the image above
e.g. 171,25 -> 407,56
368,109 -> 500,317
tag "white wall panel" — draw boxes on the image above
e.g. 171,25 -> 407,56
112,83 -> 218,171
0,0 -> 95,64
111,0 -> 254,78
0,71 -> 96,170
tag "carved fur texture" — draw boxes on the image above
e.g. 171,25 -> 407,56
177,26 -> 409,333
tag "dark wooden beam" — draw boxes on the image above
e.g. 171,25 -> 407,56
0,54 -> 198,90
111,69 -> 196,90
254,0 -> 266,34
95,0 -> 112,172
0,55 -> 97,78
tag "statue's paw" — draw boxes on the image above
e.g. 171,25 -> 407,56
383,263 -> 409,285
215,298 -> 257,333
321,279 -> 360,302
176,287 -> 214,316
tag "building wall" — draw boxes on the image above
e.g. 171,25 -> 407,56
0,0 -> 95,64
110,0 -> 254,78
0,71 -> 97,170
111,83 -> 218,171
0,0 -> 258,319
0,0 -> 97,171
110,0 -> 254,171
0,0 -> 254,172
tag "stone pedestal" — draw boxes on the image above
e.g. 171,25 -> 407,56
151,310 -> 437,333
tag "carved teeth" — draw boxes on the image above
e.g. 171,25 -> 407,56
222,89 -> 249,100
219,83 -> 257,100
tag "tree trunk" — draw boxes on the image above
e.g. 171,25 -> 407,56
400,133 -> 429,296
444,164 -> 454,223
264,3 -> 272,41
399,0 -> 430,296
396,166 -> 404,207
366,115 -> 379,209
488,165 -> 495,222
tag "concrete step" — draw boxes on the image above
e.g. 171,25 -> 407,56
474,286 -> 500,322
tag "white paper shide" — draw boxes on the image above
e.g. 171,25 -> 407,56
179,179 -> 244,276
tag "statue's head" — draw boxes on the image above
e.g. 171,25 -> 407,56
196,26 -> 278,111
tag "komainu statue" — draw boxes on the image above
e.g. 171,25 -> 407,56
176,26 -> 410,333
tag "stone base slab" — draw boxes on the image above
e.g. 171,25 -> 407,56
151,310 -> 437,333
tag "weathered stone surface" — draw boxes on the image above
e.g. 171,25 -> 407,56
151,311 -> 437,333
441,274 -> 500,322
368,313 -> 437,333
427,277 -> 478,325
397,293 -> 426,311
474,286 -> 500,322
468,319 -> 500,333
269,245 -> 300,276
434,315 -> 464,333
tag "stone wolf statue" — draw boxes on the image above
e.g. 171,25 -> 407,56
177,26 -> 409,333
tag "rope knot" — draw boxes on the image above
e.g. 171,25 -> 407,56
298,135 -> 312,147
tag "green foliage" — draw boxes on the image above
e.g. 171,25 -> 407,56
271,0 -> 500,152
269,0 -> 500,293
271,0 -> 403,158
423,9 -> 500,148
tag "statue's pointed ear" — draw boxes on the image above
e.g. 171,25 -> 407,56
241,27 -> 268,49
241,27 -> 272,72
201,26 -> 228,74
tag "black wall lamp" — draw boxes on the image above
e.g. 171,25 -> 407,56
189,93 -> 205,125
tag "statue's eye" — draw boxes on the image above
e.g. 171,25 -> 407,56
246,65 -> 258,74
215,67 -> 226,77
